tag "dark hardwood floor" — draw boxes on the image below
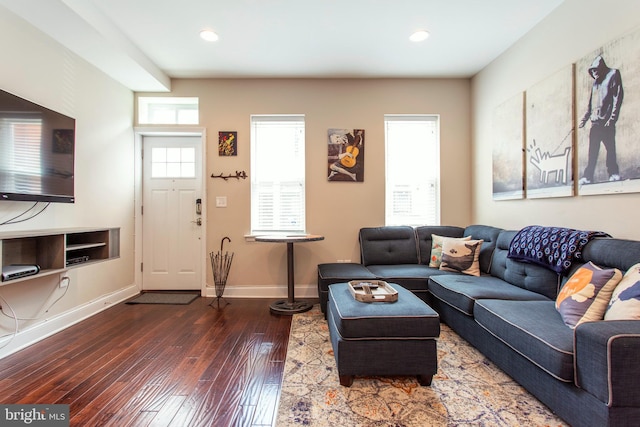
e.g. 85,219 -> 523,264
0,296 -> 295,427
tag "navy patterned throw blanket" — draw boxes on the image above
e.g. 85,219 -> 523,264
507,225 -> 611,275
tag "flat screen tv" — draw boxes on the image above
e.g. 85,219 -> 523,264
0,88 -> 75,203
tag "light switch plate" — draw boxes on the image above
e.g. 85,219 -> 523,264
215,196 -> 227,207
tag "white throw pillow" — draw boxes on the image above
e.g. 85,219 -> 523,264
605,263 -> 640,320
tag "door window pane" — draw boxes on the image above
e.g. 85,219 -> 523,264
151,147 -> 195,178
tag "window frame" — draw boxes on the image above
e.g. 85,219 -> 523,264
137,97 -> 199,125
250,114 -> 306,235
384,114 -> 441,226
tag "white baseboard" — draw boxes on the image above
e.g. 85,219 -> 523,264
203,283 -> 319,299
0,285 -> 139,360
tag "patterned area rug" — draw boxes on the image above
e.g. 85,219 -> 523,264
276,305 -> 567,427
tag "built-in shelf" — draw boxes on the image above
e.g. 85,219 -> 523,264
0,228 -> 120,284
66,242 -> 107,251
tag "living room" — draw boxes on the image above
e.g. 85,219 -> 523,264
0,0 -> 640,422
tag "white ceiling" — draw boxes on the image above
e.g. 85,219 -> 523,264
1,0 -> 564,92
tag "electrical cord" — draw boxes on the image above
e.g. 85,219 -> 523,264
0,293 -> 19,349
0,276 -> 70,348
43,276 -> 71,314
0,202 -> 51,225
0,202 -> 38,225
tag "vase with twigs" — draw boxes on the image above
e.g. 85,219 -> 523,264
209,236 -> 233,308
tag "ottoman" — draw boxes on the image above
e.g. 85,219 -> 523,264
327,282 -> 440,387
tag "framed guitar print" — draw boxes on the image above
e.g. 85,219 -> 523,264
327,128 -> 365,182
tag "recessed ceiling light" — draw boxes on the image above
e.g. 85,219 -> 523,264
200,29 -> 219,42
410,30 -> 430,42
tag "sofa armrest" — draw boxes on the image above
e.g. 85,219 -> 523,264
575,320 -> 640,407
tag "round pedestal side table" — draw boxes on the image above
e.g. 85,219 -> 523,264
255,234 -> 324,314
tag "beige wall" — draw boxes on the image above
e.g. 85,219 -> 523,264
143,78 -> 472,296
0,7 -> 136,357
472,0 -> 640,239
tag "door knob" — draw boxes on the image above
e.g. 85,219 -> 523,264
191,218 -> 202,226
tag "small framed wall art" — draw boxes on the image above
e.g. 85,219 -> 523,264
218,131 -> 237,156
327,128 -> 365,182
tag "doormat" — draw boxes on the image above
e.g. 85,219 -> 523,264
126,292 -> 199,305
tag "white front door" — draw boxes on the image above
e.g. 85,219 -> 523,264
142,135 -> 203,290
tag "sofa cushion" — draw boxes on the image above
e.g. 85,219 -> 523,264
428,274 -> 550,316
463,224 -> 502,274
364,264 -> 456,292
440,238 -> 483,276
428,234 -> 471,268
317,263 -> 378,314
556,261 -> 622,328
490,230 -> 561,299
474,299 -> 575,382
318,262 -> 377,285
580,237 -> 640,272
606,263 -> 640,320
359,226 -> 418,265
415,225 -> 465,265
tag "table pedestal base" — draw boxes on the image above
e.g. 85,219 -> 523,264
270,299 -> 313,314
255,234 -> 324,316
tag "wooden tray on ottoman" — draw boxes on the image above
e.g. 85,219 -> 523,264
348,280 -> 398,303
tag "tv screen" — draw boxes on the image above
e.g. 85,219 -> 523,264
0,89 -> 75,203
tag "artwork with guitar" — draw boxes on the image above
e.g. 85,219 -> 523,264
327,129 -> 365,182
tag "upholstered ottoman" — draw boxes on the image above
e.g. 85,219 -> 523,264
327,282 -> 440,387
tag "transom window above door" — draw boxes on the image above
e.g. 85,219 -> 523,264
137,97 -> 199,125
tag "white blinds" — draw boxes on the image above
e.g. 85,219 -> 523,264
250,115 -> 306,234
384,115 -> 440,226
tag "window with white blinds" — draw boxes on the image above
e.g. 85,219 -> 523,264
384,115 -> 440,226
250,115 -> 306,234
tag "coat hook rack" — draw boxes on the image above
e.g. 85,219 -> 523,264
211,170 -> 248,181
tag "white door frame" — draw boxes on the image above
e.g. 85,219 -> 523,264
134,127 -> 208,295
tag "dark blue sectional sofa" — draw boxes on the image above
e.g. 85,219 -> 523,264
317,225 -> 640,427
